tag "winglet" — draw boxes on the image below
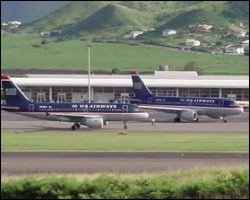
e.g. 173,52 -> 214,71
1,75 -> 10,80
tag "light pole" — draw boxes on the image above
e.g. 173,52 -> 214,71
87,45 -> 91,103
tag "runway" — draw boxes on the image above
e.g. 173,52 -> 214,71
1,152 -> 249,175
1,112 -> 249,175
1,111 -> 249,132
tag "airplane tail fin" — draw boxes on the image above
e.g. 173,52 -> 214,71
1,75 -> 31,106
131,71 -> 154,99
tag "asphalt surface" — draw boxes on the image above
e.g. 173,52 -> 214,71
1,111 -> 249,132
1,111 -> 249,175
1,152 -> 249,174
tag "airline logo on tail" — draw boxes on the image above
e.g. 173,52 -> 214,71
5,88 -> 17,95
134,82 -> 143,90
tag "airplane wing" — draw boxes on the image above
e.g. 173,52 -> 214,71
138,105 -> 191,114
46,112 -> 105,129
46,112 -> 103,122
138,105 -> 200,122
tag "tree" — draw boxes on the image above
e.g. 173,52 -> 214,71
182,61 -> 203,75
41,39 -> 48,45
111,68 -> 119,74
159,64 -> 169,71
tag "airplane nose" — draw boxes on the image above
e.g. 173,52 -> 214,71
139,112 -> 149,119
239,107 -> 244,114
143,112 -> 149,118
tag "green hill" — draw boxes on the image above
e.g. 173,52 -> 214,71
23,1 -> 111,33
154,8 -> 228,33
1,1 -> 249,75
222,1 -> 249,22
160,1 -> 249,30
65,4 -> 151,35
20,1 -> 248,37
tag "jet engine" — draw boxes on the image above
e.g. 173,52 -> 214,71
181,110 -> 199,122
85,118 -> 104,128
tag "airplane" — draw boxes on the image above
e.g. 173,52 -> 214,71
1,75 -> 149,130
130,71 -> 244,123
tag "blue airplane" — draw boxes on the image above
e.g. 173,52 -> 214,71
131,71 -> 243,123
1,75 -> 149,130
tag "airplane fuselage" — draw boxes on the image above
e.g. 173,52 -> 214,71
131,70 -> 243,122
1,102 -> 149,122
135,96 -> 243,118
1,75 -> 149,129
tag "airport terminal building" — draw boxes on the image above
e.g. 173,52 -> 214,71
6,71 -> 249,105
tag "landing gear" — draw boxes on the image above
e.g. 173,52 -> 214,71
194,117 -> 199,122
219,117 -> 227,123
76,123 -> 80,129
71,125 -> 76,131
174,117 -> 181,122
123,121 -> 128,129
71,122 -> 80,131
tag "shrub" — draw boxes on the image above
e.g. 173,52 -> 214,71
1,169 -> 249,199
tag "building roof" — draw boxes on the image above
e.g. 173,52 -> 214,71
11,71 -> 249,89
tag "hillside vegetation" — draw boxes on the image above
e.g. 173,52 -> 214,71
65,4 -> 149,36
1,1 -> 248,74
1,35 -> 248,75
19,1 -> 248,36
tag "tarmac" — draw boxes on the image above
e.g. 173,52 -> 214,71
1,111 -> 249,132
2,152 -> 249,174
1,111 -> 249,175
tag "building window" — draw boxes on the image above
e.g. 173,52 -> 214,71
52,87 -> 72,102
57,93 -> 66,103
221,88 -> 249,101
221,89 -> 232,99
36,92 -> 46,103
210,88 -> 219,97
29,87 -> 49,102
156,88 -> 176,96
189,88 -> 200,97
242,89 -> 249,101
198,88 -> 208,97
179,88 -> 189,97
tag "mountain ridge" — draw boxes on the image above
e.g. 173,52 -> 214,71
25,1 -> 249,35
2,1 -> 249,39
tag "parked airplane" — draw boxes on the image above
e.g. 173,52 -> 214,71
1,75 -> 149,130
131,71 -> 243,123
